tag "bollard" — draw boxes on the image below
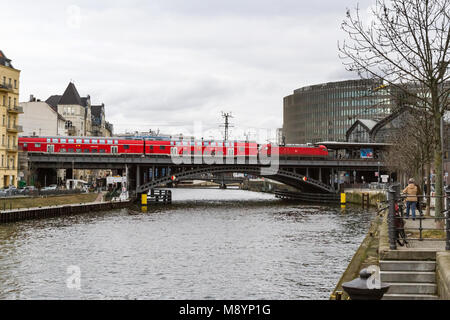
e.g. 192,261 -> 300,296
342,268 -> 390,300
340,193 -> 346,205
141,193 -> 147,206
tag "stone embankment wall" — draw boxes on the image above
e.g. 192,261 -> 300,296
436,252 -> 450,299
345,189 -> 386,207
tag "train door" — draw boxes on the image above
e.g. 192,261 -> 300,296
111,146 -> 118,154
47,144 -> 54,153
171,146 -> 178,156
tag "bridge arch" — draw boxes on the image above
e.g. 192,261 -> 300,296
136,166 -> 335,194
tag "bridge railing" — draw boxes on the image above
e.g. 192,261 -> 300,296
386,185 -> 450,250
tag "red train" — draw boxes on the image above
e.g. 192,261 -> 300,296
18,136 -> 329,158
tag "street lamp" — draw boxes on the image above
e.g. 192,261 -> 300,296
378,161 -> 381,184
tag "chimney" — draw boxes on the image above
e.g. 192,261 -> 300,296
29,94 -> 35,102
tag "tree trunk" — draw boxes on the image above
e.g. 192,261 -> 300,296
426,161 -> 431,216
434,113 -> 444,218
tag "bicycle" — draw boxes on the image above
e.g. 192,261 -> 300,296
394,202 -> 408,247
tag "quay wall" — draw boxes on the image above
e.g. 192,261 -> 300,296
344,189 -> 386,207
0,201 -> 130,224
437,252 -> 450,300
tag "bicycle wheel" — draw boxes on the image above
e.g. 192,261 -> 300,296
396,229 -> 408,246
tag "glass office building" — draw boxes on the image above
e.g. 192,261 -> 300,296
282,79 -> 392,144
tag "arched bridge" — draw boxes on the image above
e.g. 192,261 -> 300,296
136,165 -> 334,194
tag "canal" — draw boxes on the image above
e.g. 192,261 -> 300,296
0,188 -> 374,299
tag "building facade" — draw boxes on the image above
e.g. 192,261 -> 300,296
20,98 -> 67,136
282,79 -> 392,144
0,50 -> 22,187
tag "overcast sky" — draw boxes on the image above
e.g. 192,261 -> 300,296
3,0 -> 375,142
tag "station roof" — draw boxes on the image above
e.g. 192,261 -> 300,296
315,141 -> 392,149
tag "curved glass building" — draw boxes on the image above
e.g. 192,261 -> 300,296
282,79 -> 391,144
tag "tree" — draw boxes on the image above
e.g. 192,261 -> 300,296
383,107 -> 435,214
339,0 -> 450,216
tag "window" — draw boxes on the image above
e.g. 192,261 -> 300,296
83,149 -> 89,153
99,149 -> 105,153
92,139 -> 98,144
68,139 -> 74,143
160,146 -> 165,150
92,149 -> 97,153
114,140 -> 118,144
76,139 -> 82,144
123,145 -> 129,150
60,148 -> 66,153
23,143 -> 27,148
99,139 -> 105,144
68,148 -> 74,153
76,149 -> 82,153
107,140 -> 113,144
60,139 -> 67,143
52,138 -> 58,143
35,143 -> 41,148
14,80 -> 17,89
84,139 -> 90,143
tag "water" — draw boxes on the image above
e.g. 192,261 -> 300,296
0,188 -> 374,300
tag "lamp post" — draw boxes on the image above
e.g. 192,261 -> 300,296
378,161 -> 381,184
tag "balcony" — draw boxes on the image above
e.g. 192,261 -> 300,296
6,125 -> 23,133
7,145 -> 18,153
0,83 -> 13,93
7,106 -> 23,114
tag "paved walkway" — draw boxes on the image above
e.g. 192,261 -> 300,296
399,212 -> 447,251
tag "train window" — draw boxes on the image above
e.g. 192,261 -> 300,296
76,139 -> 82,144
68,139 -> 74,143
60,148 -> 66,152
47,138 -> 51,143
68,148 -> 74,153
23,143 -> 27,148
92,139 -> 98,144
239,147 -> 245,152
160,146 -> 165,150
61,139 -> 67,143
76,149 -> 81,153
35,143 -> 41,148
52,138 -> 58,143
99,149 -> 105,153
84,139 -> 90,143
83,149 -> 89,153
123,145 -> 129,150
92,149 -> 97,153
99,140 -> 105,144
114,140 -> 118,144
107,140 -> 113,144
150,146 -> 153,150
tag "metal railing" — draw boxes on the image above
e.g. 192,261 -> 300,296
386,184 -> 450,250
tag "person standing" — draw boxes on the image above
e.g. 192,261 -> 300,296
415,182 -> 423,216
403,178 -> 419,220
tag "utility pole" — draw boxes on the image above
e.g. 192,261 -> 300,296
220,112 -> 233,142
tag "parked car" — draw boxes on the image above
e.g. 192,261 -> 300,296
19,186 -> 36,194
42,184 -> 58,191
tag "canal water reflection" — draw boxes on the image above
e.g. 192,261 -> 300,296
0,188 -> 374,299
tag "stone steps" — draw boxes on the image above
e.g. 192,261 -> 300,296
382,293 -> 439,300
385,282 -> 437,294
380,260 -> 435,272
380,259 -> 438,300
381,271 -> 436,283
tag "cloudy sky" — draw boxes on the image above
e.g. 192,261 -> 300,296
3,0 -> 374,141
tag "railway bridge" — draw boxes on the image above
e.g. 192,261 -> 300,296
25,152 -> 388,195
